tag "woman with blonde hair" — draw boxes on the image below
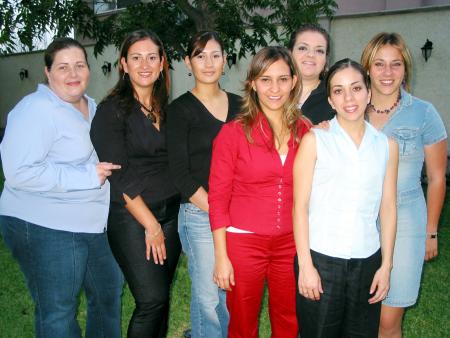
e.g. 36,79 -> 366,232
209,46 -> 311,338
361,32 -> 447,338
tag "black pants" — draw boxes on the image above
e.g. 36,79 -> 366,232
295,250 -> 382,338
107,195 -> 181,338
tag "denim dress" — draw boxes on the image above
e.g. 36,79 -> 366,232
380,89 -> 447,307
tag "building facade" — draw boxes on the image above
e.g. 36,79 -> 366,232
1,2 -> 449,138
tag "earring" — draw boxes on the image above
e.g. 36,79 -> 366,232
122,72 -> 128,81
159,71 -> 164,80
188,72 -> 192,76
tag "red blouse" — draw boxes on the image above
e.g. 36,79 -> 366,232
209,114 -> 311,235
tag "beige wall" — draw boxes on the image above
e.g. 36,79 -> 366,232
329,7 -> 450,134
1,6 -> 449,137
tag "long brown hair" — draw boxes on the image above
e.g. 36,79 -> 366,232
105,29 -> 170,119
360,32 -> 412,92
238,46 -> 302,145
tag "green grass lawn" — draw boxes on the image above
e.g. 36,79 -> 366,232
0,192 -> 449,338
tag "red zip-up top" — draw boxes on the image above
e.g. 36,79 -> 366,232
209,114 -> 311,235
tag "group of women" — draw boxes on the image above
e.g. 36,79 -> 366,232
0,23 -> 447,338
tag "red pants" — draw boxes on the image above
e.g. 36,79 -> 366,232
226,231 -> 298,338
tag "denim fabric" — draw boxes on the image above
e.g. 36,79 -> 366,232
178,203 -> 228,338
381,89 -> 447,306
0,216 -> 123,338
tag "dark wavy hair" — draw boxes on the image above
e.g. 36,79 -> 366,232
325,58 -> 370,97
105,29 -> 170,119
288,23 -> 331,80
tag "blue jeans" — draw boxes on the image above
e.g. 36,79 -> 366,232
0,216 -> 124,338
178,203 -> 228,338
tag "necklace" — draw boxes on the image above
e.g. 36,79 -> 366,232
140,103 -> 156,123
368,92 -> 401,114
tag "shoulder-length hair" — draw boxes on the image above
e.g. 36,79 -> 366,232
238,46 -> 302,145
360,32 -> 412,92
105,29 -> 170,118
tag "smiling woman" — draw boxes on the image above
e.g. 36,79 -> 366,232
90,30 -> 180,338
166,31 -> 242,338
293,59 -> 398,338
0,37 -> 123,338
289,24 -> 335,124
208,46 -> 311,338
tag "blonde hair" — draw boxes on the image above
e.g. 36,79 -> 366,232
238,46 -> 302,145
361,32 -> 413,92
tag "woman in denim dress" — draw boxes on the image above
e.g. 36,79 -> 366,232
361,32 -> 448,338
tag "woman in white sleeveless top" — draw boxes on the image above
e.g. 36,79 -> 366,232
293,59 -> 398,338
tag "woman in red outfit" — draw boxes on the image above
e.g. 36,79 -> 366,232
209,46 -> 311,338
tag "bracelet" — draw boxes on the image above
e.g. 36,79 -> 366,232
426,232 -> 438,239
145,224 -> 162,239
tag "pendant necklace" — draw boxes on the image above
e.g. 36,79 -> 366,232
140,103 -> 156,123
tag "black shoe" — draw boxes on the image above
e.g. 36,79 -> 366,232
183,329 -> 191,338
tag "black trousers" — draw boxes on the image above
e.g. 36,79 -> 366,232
295,250 -> 382,338
107,195 -> 181,338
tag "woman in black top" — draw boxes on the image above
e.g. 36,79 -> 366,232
166,31 -> 241,338
289,24 -> 334,125
90,30 -> 180,338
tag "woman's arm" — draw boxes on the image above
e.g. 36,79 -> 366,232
209,123 -> 239,289
293,131 -> 323,301
424,139 -> 448,260
369,138 -> 398,304
212,227 -> 234,291
91,101 -> 165,264
1,98 -> 112,192
123,194 -> 166,265
166,100 -> 205,209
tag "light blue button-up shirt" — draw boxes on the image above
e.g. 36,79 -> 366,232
309,117 -> 389,259
0,84 -> 109,233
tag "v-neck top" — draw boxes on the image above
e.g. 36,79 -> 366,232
300,80 -> 335,125
90,96 -> 178,204
166,91 -> 242,203
308,117 -> 389,259
208,114 -> 311,235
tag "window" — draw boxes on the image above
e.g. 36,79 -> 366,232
93,0 -> 141,14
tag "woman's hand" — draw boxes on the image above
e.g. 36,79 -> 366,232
298,262 -> 323,301
213,255 -> 235,291
145,224 -> 166,265
314,120 -> 330,130
368,265 -> 390,304
96,162 -> 121,185
425,237 -> 438,261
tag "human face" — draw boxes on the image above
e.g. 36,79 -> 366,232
252,59 -> 297,117
369,44 -> 405,98
45,47 -> 89,104
121,38 -> 163,92
291,31 -> 327,82
328,67 -> 370,123
185,40 -> 225,85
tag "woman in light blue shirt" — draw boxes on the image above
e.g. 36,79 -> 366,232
361,33 -> 448,338
0,38 -> 123,338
